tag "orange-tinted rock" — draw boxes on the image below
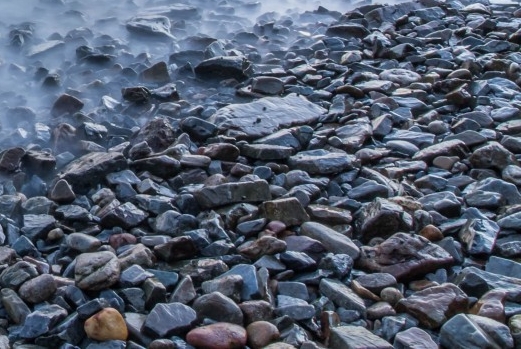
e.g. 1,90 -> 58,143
186,322 -> 247,349
246,321 -> 280,349
84,307 -> 128,341
419,224 -> 443,241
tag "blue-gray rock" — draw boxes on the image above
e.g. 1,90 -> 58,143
75,251 -> 120,291
216,264 -> 261,301
0,261 -> 38,290
319,278 -> 366,317
300,222 -> 359,260
355,198 -> 411,242
194,179 -> 271,209
67,232 -> 101,252
100,202 -> 148,229
144,303 -> 197,337
21,214 -> 56,241
20,304 -> 68,339
498,211 -> 521,231
459,219 -> 499,256
275,295 -> 315,320
288,149 -> 357,175
393,327 -> 437,349
440,314 -> 513,349
259,197 -> 309,227
210,94 -> 325,139
18,273 -> 57,304
469,142 -> 519,171
329,325 -> 393,349
454,266 -> 521,300
466,178 -> 521,205
120,265 -> 153,287
192,291 -> 243,325
486,256 -> 521,279
1,288 -> 30,324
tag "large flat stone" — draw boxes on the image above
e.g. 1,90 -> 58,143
194,180 -> 271,209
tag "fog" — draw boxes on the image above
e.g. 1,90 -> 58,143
0,0 -> 365,126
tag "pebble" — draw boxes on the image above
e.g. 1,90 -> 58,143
186,322 -> 247,349
84,308 -> 128,341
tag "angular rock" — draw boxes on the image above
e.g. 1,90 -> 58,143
329,325 -> 393,349
75,251 -> 120,291
300,222 -> 359,259
288,149 -> 357,175
193,292 -> 243,325
194,179 -> 271,209
144,303 -> 197,337
355,198 -> 410,242
195,56 -> 252,81
259,197 -> 309,226
85,308 -> 128,341
319,279 -> 366,317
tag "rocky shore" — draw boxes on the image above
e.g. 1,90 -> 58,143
0,0 -> 520,348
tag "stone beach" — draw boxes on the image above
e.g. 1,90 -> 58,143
0,0 -> 519,348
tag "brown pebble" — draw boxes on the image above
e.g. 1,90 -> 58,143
84,307 -> 128,341
247,321 -> 280,349
419,224 -> 443,242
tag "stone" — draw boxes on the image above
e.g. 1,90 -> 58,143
395,283 -> 469,329
238,236 -> 287,260
319,279 -> 366,317
247,321 -> 280,349
186,322 -> 247,349
99,202 -> 148,229
0,147 -> 25,172
49,179 -> 76,203
18,274 -> 56,304
329,326 -> 393,349
60,152 -> 127,194
130,117 -> 176,152
355,198 -> 410,242
195,56 -> 252,81
1,288 -> 30,324
357,233 -> 454,281
51,93 -> 84,117
75,251 -> 120,291
192,292 -> 243,325
300,222 -> 359,259
209,94 -> 326,139
440,314 -> 514,349
259,197 -> 309,226
20,304 -> 68,339
470,289 -> 507,323
454,266 -> 521,300
412,140 -> 467,163
459,219 -> 499,256
469,142 -> 519,171
216,264 -> 262,301
84,308 -> 128,341
288,149 -> 357,175
144,303 -> 197,337
194,179 -> 271,209
126,15 -> 174,39
393,327 -> 437,349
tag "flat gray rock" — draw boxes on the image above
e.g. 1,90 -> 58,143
209,94 -> 326,139
300,222 -> 360,260
194,179 -> 271,209
329,325 -> 393,349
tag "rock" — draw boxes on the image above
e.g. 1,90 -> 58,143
140,61 -> 170,84
186,322 -> 247,349
99,202 -> 148,229
412,140 -> 468,163
84,308 -> 128,341
440,314 -> 514,349
216,264 -> 262,301
357,233 -> 454,281
130,117 -> 176,152
194,179 -> 271,209
209,94 -> 326,139
192,292 -> 243,325
355,198 -> 410,242
60,152 -> 127,194
288,149 -> 357,175
20,304 -> 68,339
126,15 -> 174,39
393,327 -> 437,349
459,219 -> 499,256
0,147 -> 25,172
509,315 -> 521,348
195,56 -> 252,81
247,321 -> 280,349
259,197 -> 309,226
470,289 -> 507,323
251,77 -> 284,95
238,236 -> 287,260
48,179 -> 76,203
454,266 -> 521,300
469,142 -> 519,171
328,325 -> 393,349
395,283 -> 469,329
1,288 -> 30,324
319,278 -> 366,317
300,222 -> 359,259
51,93 -> 84,117
18,273 -> 56,303
21,214 -> 56,241
144,303 -> 197,337
75,251 -> 120,291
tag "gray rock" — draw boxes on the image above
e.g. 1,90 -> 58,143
67,232 -> 101,252
454,266 -> 521,300
0,261 -> 38,290
99,202 -> 148,229
195,55 -> 252,81
469,142 -> 519,171
393,327 -> 437,349
126,15 -> 174,39
259,197 -> 309,226
144,303 -> 197,337
275,295 -> 315,320
194,179 -> 271,209
75,251 -> 120,291
319,278 -> 366,317
209,94 -> 326,139
300,222 -> 359,259
459,219 -> 499,256
192,291 -> 243,325
21,214 -> 56,241
355,198 -> 411,242
216,264 -> 262,301
288,149 -> 357,175
20,304 -> 68,339
18,274 -> 57,304
440,314 -> 513,349
329,325 -> 393,349
467,178 -> 521,205
412,139 -> 468,163
1,288 -> 30,324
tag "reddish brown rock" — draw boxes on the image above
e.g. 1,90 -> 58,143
356,233 -> 454,281
237,235 -> 286,259
186,322 -> 247,349
84,307 -> 128,341
395,283 -> 469,329
419,224 -> 444,242
246,321 -> 280,349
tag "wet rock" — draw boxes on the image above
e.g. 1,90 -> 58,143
300,222 -> 359,259
440,314 -> 513,349
259,197 -> 309,226
99,202 -> 148,229
51,93 -> 84,117
18,273 -> 56,303
126,15 -> 174,40
329,325 -> 393,349
194,179 -> 271,209
209,94 -> 326,139
454,266 -> 521,300
393,327 -> 437,349
0,261 -> 38,290
355,198 -> 410,242
60,152 -> 127,194
20,304 -> 68,339
288,149 -> 357,175
140,61 -> 170,84
319,278 -> 366,317
396,283 -> 469,329
0,147 -> 25,172
144,303 -> 197,337
195,56 -> 252,81
186,322 -> 247,349
357,233 -> 454,281
130,117 -> 176,152
1,288 -> 30,324
193,292 -> 243,325
75,251 -> 120,291
459,219 -> 499,256
84,308 -> 128,341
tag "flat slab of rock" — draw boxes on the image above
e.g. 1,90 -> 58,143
355,198 -> 410,242
59,152 -> 127,194
300,222 -> 359,260
194,179 -> 271,209
455,266 -> 521,301
209,94 -> 326,139
329,325 -> 393,349
412,139 -> 468,163
288,149 -> 357,175
259,197 -> 309,227
75,251 -> 120,291
356,233 -> 454,281
395,283 -> 469,329
319,278 -> 366,317
144,302 -> 197,337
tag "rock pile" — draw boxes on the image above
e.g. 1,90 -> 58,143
0,0 -> 519,348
